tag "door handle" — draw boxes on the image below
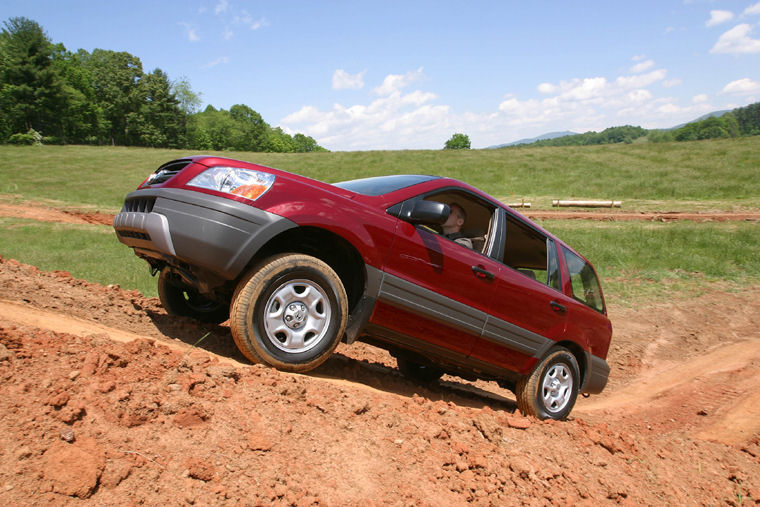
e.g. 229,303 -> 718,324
472,266 -> 495,281
550,301 -> 567,314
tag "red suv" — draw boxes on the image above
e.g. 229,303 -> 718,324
114,156 -> 612,419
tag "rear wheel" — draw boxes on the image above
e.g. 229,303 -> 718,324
516,347 -> 579,420
157,269 -> 229,324
230,254 -> 348,372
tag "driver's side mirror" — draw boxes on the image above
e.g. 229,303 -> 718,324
407,200 -> 450,225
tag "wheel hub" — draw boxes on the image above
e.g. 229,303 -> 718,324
283,302 -> 308,329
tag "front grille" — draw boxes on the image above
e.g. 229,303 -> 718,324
123,197 -> 155,213
147,159 -> 193,185
118,230 -> 151,241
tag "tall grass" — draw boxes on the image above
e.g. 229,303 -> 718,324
1,137 -> 759,211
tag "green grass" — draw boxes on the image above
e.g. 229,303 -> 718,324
538,219 -> 760,305
1,136 -> 759,211
0,218 -> 157,297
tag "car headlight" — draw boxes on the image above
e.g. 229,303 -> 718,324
187,166 -> 275,201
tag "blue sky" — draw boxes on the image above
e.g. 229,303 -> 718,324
2,1 -> 760,151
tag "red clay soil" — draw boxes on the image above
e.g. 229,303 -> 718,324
0,202 -> 114,226
0,256 -> 759,505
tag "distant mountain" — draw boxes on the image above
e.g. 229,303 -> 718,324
487,106 -> 748,149
487,131 -> 577,149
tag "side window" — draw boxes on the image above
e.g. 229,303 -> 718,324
562,247 -> 605,313
422,192 -> 496,254
502,215 -> 559,290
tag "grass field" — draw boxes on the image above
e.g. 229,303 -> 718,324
1,136 -> 759,211
1,140 -> 759,303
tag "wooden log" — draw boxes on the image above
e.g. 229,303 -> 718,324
552,200 -> 622,208
507,199 -> 531,208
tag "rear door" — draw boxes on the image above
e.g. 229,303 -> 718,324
469,209 -> 568,373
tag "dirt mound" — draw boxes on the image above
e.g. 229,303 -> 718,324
1,257 -> 759,504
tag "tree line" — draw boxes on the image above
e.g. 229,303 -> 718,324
0,17 -> 326,152
517,103 -> 759,148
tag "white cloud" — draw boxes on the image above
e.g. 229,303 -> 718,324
203,56 -> 230,69
616,69 -> 667,89
373,67 -> 424,96
215,0 -> 229,15
537,82 -> 558,94
557,77 -> 608,101
744,2 -> 760,16
628,89 -> 653,103
233,10 -> 269,30
278,60 -> 715,150
710,24 -> 760,54
721,78 -> 760,94
332,70 -> 366,90
179,22 -> 199,42
706,10 -> 734,27
249,18 -> 269,30
223,27 -> 233,40
663,78 -> 683,88
630,59 -> 654,73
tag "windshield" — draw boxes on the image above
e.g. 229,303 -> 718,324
335,174 -> 438,196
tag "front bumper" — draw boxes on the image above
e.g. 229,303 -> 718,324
113,188 -> 296,281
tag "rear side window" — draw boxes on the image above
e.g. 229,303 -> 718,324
502,215 -> 561,290
562,247 -> 605,313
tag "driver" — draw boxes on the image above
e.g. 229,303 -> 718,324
441,202 -> 473,249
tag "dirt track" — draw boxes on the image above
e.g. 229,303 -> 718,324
3,200 -> 760,226
1,199 -> 760,504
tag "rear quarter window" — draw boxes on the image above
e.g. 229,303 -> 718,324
562,247 -> 605,313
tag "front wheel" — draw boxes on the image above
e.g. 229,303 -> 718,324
516,347 -> 579,420
230,254 -> 348,372
157,269 -> 229,324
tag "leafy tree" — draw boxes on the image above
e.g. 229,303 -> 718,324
171,77 -> 202,115
51,46 -> 107,143
444,133 -> 471,149
229,104 -> 267,151
126,68 -> 185,147
673,115 -> 739,141
0,17 -> 67,140
733,103 -> 760,136
292,133 -> 326,152
83,49 -> 144,145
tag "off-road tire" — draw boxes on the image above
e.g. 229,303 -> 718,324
157,268 -> 229,324
516,347 -> 580,420
230,254 -> 348,372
